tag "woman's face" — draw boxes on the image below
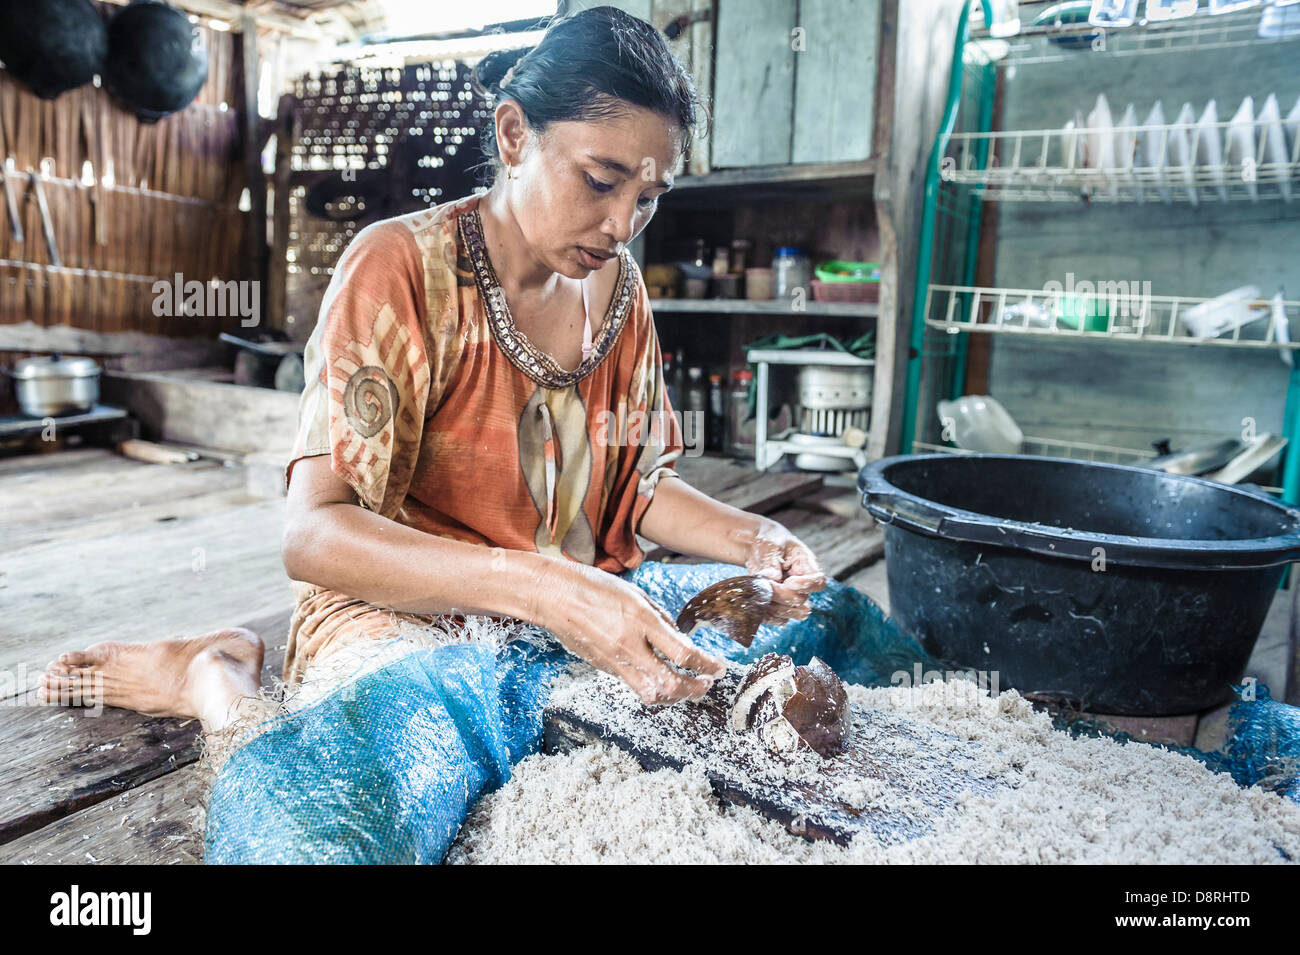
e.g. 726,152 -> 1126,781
496,99 -> 683,279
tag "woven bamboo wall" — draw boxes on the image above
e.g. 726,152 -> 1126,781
0,6 -> 252,407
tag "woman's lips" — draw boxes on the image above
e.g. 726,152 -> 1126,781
577,246 -> 613,269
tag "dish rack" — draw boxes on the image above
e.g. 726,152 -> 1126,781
901,0 -> 1300,503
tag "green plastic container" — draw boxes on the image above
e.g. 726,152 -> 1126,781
1056,293 -> 1110,332
814,260 -> 882,283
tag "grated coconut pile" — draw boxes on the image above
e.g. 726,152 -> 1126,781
447,669 -> 1300,864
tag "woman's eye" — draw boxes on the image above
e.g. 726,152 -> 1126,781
637,195 -> 657,209
585,174 -> 615,193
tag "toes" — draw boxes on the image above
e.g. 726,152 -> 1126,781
61,645 -> 114,667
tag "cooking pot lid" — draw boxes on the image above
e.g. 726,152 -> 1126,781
12,354 -> 102,379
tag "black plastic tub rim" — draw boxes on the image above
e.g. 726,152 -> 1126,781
858,454 -> 1300,571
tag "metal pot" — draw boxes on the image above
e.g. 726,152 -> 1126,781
7,353 -> 101,417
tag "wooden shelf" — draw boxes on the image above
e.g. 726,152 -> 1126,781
648,298 -> 878,318
662,160 -> 878,204
670,159 -> 877,190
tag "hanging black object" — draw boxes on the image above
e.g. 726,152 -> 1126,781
0,0 -> 107,100
105,0 -> 208,121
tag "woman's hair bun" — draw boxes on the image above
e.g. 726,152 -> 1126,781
472,46 -> 532,96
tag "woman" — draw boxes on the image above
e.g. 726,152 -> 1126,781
38,6 -> 827,861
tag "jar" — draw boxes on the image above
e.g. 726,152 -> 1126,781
772,247 -> 812,303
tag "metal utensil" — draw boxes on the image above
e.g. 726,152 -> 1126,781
28,168 -> 62,268
1142,437 -> 1245,475
676,575 -> 775,648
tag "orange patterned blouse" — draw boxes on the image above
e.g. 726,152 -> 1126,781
280,194 -> 685,681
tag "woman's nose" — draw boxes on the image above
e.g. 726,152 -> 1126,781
602,205 -> 636,245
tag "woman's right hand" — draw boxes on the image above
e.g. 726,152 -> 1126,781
535,562 -> 728,706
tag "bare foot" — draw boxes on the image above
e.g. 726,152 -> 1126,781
38,628 -> 265,732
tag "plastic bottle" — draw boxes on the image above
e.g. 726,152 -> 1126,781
729,368 -> 755,459
684,366 -> 708,456
662,350 -> 680,409
708,373 -> 725,452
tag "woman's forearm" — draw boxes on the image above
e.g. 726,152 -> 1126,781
637,475 -> 770,566
282,502 -> 567,625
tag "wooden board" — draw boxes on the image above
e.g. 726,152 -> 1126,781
0,452 -> 249,549
792,0 -> 880,164
100,370 -> 300,454
711,0 -> 797,168
544,667 -> 1000,847
0,765 -> 207,865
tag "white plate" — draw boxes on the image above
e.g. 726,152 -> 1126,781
1140,101 -> 1171,203
1285,94 -> 1300,162
1226,96 -> 1257,201
1196,100 -> 1228,201
1170,102 -> 1198,204
1259,93 -> 1292,201
1118,102 -> 1141,202
1087,93 -> 1117,199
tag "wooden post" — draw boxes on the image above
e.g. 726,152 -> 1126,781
240,13 -> 268,331
266,93 -> 296,336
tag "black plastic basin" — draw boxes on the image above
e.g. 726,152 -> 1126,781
858,454 -> 1300,715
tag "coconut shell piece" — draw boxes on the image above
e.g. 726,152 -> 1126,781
675,575 -> 775,647
728,653 -> 850,759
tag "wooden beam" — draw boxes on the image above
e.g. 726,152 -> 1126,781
242,13 -> 270,326
97,0 -> 330,40
0,321 -> 227,367
266,95 -> 297,334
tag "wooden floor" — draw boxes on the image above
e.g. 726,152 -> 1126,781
0,446 -> 881,864
4,444 -> 1293,863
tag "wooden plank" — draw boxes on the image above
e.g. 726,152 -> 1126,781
100,370 -> 300,454
544,667 -> 1000,846
0,765 -> 207,864
0,605 -> 288,847
650,298 -> 877,317
0,700 -> 203,846
266,95 -> 296,335
688,0 -> 714,176
711,0 -> 797,168
0,321 -> 227,367
669,158 -> 877,192
792,0 -> 880,164
0,453 -> 249,549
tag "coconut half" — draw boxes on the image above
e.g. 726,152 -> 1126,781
676,576 -> 776,647
729,653 -> 850,758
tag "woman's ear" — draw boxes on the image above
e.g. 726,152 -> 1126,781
494,100 -> 529,168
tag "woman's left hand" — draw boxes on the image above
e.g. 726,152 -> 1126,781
742,519 -> 828,625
